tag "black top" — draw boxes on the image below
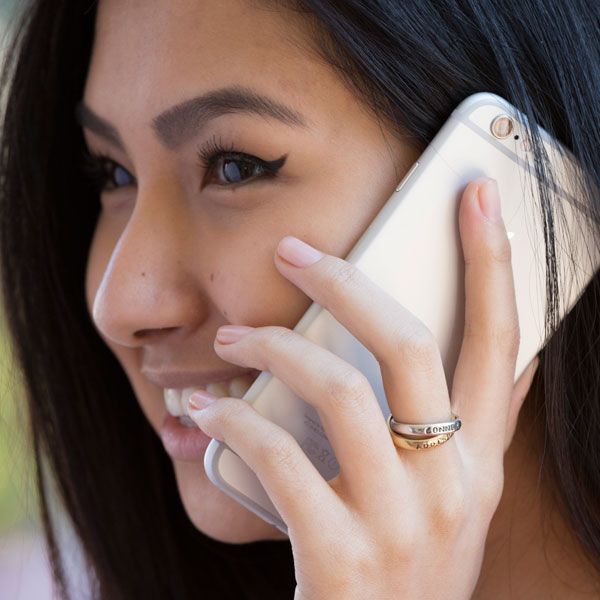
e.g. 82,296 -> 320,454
196,530 -> 297,599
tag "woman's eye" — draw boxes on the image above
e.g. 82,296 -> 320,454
79,142 -> 287,196
80,152 -> 136,193
197,136 -> 287,190
203,154 -> 271,186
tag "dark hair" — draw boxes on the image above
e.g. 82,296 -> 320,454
1,0 -> 599,597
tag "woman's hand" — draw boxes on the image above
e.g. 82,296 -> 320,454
188,178 -> 539,599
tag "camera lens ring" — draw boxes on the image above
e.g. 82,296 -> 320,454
490,114 -> 514,139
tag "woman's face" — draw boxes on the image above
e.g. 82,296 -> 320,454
82,0 -> 419,543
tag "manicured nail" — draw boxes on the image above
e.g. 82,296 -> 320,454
478,178 -> 502,223
189,389 -> 217,412
277,236 -> 325,268
216,325 -> 254,345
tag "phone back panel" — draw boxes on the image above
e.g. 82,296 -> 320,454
204,93 -> 600,533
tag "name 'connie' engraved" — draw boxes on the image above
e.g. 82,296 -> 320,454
426,424 -> 455,434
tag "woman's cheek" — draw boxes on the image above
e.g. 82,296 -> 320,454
204,237 -> 314,329
124,361 -> 166,433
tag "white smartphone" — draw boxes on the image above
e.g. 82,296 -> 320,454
204,92 -> 600,535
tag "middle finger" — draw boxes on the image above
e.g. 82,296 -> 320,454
274,235 -> 452,427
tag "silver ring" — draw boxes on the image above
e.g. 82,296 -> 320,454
388,413 -> 461,438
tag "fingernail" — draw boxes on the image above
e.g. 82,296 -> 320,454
478,178 -> 502,223
277,236 -> 324,268
189,389 -> 218,412
216,325 -> 254,345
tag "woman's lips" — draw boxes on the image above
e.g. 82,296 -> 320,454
160,413 -> 212,462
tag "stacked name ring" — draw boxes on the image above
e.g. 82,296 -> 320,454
387,414 -> 462,451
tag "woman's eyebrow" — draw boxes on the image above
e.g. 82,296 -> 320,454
74,84 -> 309,152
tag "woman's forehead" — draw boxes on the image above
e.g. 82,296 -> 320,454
85,1 -> 318,116
81,0 -> 363,152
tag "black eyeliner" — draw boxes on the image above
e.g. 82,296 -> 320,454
261,153 -> 288,171
196,133 -> 288,189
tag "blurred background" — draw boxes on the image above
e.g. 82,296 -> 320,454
1,0 -> 54,597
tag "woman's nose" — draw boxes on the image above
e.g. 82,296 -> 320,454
91,186 -> 207,347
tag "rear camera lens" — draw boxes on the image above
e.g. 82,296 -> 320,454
490,115 -> 514,139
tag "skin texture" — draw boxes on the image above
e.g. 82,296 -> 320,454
82,0 -> 599,597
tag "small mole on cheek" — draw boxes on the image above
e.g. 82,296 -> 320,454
141,272 -> 146,277
210,272 -> 214,282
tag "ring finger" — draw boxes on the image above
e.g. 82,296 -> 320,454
271,234 -> 459,468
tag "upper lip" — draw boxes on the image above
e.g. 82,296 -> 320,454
141,367 -> 261,390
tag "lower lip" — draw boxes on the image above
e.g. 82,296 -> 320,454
160,413 -> 212,462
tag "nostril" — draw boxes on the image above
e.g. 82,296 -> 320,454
134,327 -> 178,339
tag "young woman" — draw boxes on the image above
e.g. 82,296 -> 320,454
1,1 -> 599,598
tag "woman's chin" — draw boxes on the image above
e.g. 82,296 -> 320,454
173,458 -> 288,543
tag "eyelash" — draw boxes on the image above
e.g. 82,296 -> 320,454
196,134 -> 287,188
79,134 -> 287,194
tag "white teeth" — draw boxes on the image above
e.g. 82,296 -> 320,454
206,382 -> 229,397
163,373 -> 259,418
180,387 -> 201,415
164,388 -> 185,416
229,375 -> 253,397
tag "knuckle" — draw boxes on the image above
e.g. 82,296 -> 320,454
326,261 -> 361,297
346,547 -> 378,585
260,326 -> 293,353
426,482 -> 469,534
395,326 -> 439,367
376,519 -> 415,565
260,430 -> 298,471
485,234 -> 513,266
211,398 -> 247,430
324,367 -> 372,414
325,518 -> 380,589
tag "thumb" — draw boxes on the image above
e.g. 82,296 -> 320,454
504,356 -> 540,452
